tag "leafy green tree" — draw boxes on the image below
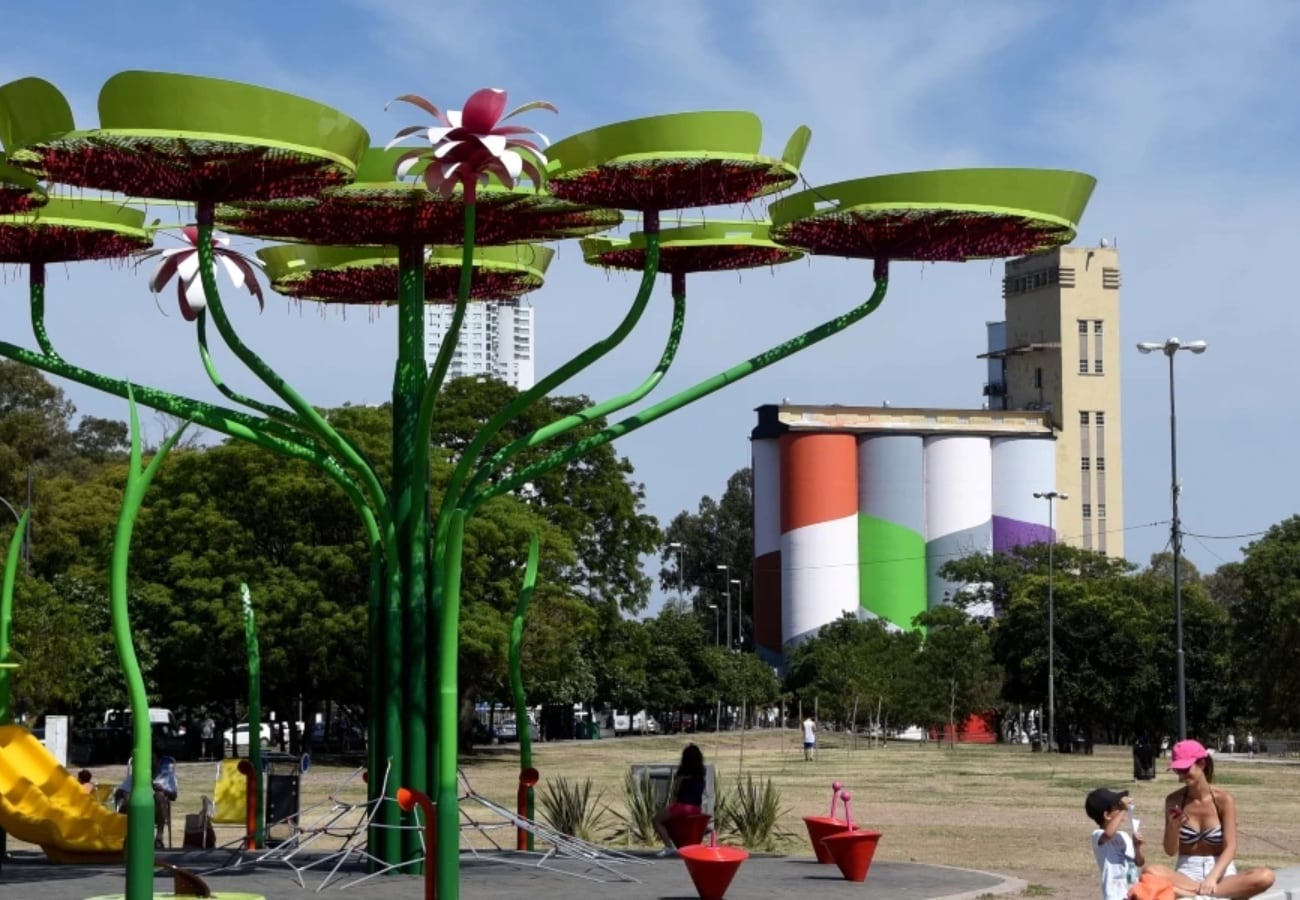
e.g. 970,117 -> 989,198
1230,517 -> 1300,729
912,605 -> 1000,747
659,468 -> 753,645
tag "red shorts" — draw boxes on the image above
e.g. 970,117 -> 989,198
668,803 -> 703,818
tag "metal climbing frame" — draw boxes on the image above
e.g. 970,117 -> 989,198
456,768 -> 650,883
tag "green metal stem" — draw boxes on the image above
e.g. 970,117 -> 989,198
241,583 -> 263,848
466,268 -> 686,500
393,238 -> 431,864
435,212 -> 661,563
476,268 -> 891,509
510,532 -> 540,851
193,209 -> 403,855
193,210 -> 391,532
416,204 -> 475,800
196,313 -> 301,424
115,390 -> 187,900
29,263 -> 59,360
0,509 -> 30,726
435,508 -> 466,900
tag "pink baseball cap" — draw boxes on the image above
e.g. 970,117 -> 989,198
1169,739 -> 1210,771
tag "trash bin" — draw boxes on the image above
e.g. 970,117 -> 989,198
264,753 -> 310,844
1133,739 -> 1156,781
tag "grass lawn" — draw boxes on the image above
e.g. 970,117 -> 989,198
23,729 -> 1300,900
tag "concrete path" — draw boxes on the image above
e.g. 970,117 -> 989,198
0,848 -> 1023,900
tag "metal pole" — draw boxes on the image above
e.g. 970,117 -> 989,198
1047,498 -> 1055,754
676,546 -> 684,605
725,578 -> 732,652
1169,352 -> 1186,740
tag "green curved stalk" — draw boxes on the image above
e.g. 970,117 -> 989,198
474,269 -> 891,510
465,269 -> 686,501
115,389 -> 187,900
435,508 -> 466,900
0,509 -> 30,726
29,263 -> 59,361
241,583 -> 263,848
193,211 -> 404,854
395,237 -> 437,863
194,212 -> 390,529
434,213 -> 662,565
510,532 -> 540,851
196,313 -> 300,424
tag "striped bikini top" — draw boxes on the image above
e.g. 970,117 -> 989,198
1178,788 -> 1225,846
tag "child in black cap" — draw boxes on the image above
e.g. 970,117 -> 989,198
1086,787 -> 1145,900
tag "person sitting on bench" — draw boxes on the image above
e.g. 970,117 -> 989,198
653,743 -> 707,857
113,752 -> 179,848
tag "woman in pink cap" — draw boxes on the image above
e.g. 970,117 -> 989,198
1142,739 -> 1274,898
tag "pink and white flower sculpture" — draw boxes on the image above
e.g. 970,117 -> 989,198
387,88 -> 556,200
141,226 -> 265,321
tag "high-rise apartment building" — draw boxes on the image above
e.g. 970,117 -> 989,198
425,299 -> 535,389
980,244 -> 1124,557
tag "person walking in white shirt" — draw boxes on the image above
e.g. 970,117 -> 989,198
802,716 -> 817,761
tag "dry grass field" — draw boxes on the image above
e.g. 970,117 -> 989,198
19,729 -> 1299,900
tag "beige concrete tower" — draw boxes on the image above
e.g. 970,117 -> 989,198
981,245 -> 1125,556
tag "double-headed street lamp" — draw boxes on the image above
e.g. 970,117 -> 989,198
667,541 -> 685,605
716,564 -> 732,651
1137,337 -> 1207,741
1032,490 -> 1067,752
730,578 -> 741,650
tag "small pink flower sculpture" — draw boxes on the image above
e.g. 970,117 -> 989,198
140,226 -> 265,322
387,88 -> 556,200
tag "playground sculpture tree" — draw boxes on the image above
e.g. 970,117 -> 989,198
0,70 -> 1094,900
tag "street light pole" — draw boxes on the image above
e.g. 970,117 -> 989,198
1033,490 -> 1067,752
716,564 -> 731,651
730,578 -> 741,651
1138,337 -> 1206,741
668,541 -> 685,605
708,603 -> 719,645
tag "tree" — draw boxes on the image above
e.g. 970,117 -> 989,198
912,605 -> 1000,747
659,468 -> 753,645
1230,517 -> 1300,729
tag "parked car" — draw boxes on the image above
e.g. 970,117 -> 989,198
610,710 -> 661,736
223,723 -> 273,752
664,711 -> 696,734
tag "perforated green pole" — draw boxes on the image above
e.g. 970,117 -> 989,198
242,584 -> 264,848
114,391 -> 187,900
0,508 -> 29,727
510,533 -> 540,849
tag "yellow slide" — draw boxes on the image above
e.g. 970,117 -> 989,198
0,724 -> 126,861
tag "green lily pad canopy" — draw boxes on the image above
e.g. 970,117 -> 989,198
548,112 -> 810,211
0,72 -> 368,203
581,220 -> 803,274
0,197 -> 151,264
217,148 -> 621,246
0,155 -> 45,215
258,242 -> 553,304
769,168 -> 1095,262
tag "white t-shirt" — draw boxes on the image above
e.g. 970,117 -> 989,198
1091,829 -> 1138,900
802,719 -> 816,743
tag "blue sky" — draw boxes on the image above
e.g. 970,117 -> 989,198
2,0 -> 1299,608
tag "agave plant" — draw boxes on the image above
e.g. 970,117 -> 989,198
717,773 -> 791,852
538,776 -> 610,843
608,770 -> 661,847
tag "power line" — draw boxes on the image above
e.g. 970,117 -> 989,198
1183,529 -> 1269,541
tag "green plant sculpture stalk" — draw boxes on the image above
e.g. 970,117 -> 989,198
242,582 -> 263,848
0,508 -> 30,726
113,390 -> 187,900
473,266 -> 891,512
436,507 -> 466,888
465,269 -> 687,499
510,532 -> 540,850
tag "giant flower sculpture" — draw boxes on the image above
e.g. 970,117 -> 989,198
139,226 -> 265,321
387,88 -> 555,199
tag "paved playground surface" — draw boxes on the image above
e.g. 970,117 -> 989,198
0,848 -> 1021,900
